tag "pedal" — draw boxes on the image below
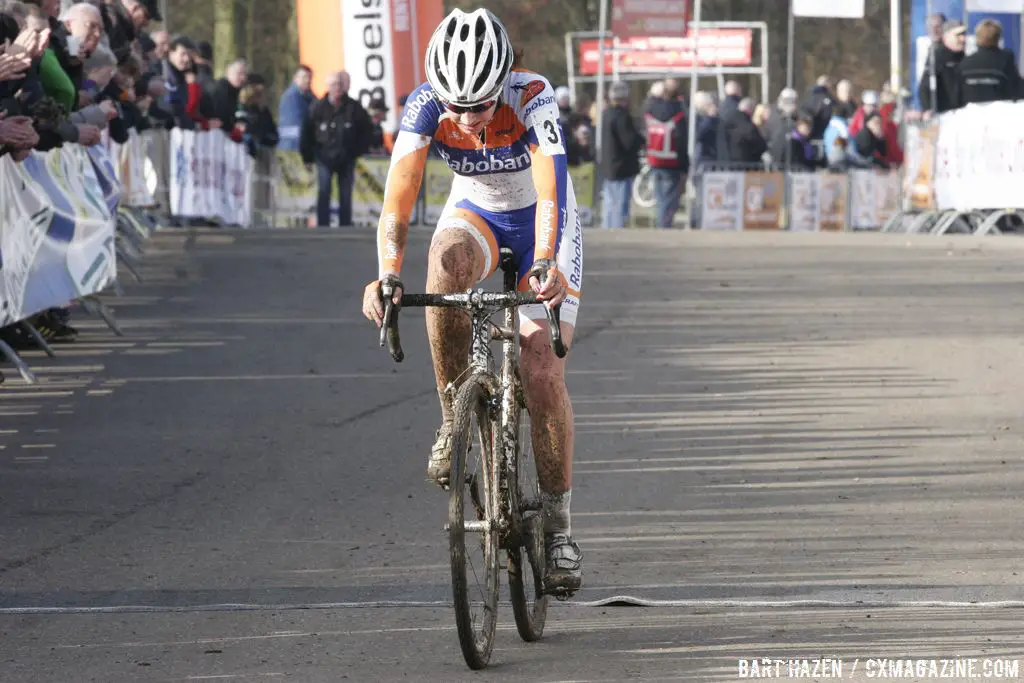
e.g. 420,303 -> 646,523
544,585 -> 577,602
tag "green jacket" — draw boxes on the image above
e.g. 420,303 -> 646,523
38,48 -> 75,114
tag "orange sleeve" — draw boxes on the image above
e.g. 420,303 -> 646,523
377,135 -> 430,278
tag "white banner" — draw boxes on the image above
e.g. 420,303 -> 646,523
966,0 -> 1022,11
793,0 -> 865,18
0,146 -> 118,325
342,0 -> 398,132
110,130 -> 156,208
170,129 -> 253,226
932,101 -> 1024,211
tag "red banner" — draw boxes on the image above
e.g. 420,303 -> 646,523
612,0 -> 690,38
579,31 -> 753,76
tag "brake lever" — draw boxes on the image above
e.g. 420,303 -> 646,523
379,279 -> 404,363
531,262 -> 568,359
545,303 -> 567,359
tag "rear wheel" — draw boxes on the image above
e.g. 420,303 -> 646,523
448,375 -> 499,670
507,394 -> 548,641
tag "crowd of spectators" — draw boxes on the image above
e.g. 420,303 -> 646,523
586,70 -> 914,228
0,0 -> 289,346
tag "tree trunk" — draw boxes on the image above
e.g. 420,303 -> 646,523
213,0 -> 239,76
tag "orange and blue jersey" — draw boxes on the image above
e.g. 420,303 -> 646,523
377,70 -> 573,277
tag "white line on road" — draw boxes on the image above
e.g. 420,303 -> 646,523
8,595 -> 1024,617
116,373 -> 403,383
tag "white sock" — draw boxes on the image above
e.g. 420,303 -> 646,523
542,489 -> 571,536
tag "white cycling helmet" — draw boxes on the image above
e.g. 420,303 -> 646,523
425,8 -> 514,106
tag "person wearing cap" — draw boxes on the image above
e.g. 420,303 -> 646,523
847,89 -> 879,136
918,19 -> 965,114
365,95 -> 392,155
955,19 -> 1023,107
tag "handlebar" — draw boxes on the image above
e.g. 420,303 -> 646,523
378,282 -> 567,363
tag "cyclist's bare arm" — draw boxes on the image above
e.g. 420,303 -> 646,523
364,131 -> 431,326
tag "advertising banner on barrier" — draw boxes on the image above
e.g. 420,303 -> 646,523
110,130 -> 155,208
741,172 -> 784,229
170,129 -> 253,226
273,150 -> 317,219
818,174 -> 849,231
789,173 -> 818,232
424,160 -> 454,225
569,164 -> 596,227
790,174 -> 851,232
0,146 -> 117,325
903,122 -> 938,211
850,170 -> 900,229
700,172 -> 744,230
353,158 -> 389,226
850,171 -> 875,229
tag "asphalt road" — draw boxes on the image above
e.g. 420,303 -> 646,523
2,227 -> 1024,682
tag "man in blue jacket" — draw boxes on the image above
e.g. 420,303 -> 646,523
278,65 -> 314,151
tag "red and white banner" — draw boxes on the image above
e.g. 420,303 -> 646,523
580,30 -> 753,76
612,0 -> 689,38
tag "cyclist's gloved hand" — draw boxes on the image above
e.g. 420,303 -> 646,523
362,274 -> 403,328
528,258 -> 567,308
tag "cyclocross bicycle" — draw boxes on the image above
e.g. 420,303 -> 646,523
377,247 -> 568,670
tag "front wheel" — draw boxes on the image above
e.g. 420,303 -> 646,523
448,374 -> 500,670
507,396 -> 548,641
633,165 -> 656,209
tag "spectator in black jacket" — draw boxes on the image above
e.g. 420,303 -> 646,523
850,113 -> 889,169
834,79 -> 857,120
235,78 -> 278,158
724,97 -> 767,164
787,115 -> 821,171
919,19 -> 965,114
694,95 -> 720,167
211,58 -> 247,130
300,70 -> 372,228
719,80 -> 742,120
766,87 -> 799,166
98,0 -> 135,65
158,34 -> 195,129
956,19 -> 1023,107
801,75 -> 835,142
600,80 -> 642,229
